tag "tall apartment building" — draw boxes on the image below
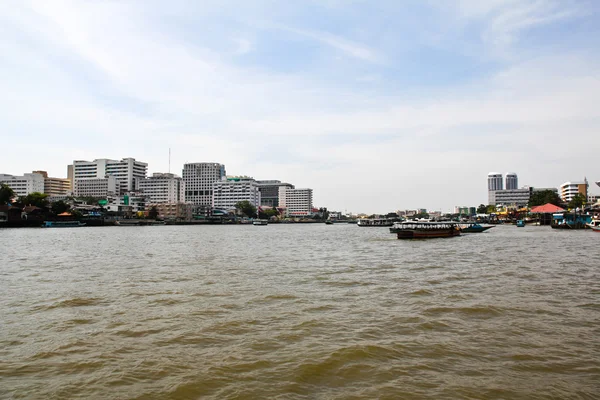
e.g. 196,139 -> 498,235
182,163 -> 226,207
505,172 -> 518,190
0,172 -> 45,196
32,171 -> 71,196
213,177 -> 261,211
256,180 -> 294,207
560,180 -> 588,203
71,158 -> 148,195
279,187 -> 313,216
138,173 -> 185,204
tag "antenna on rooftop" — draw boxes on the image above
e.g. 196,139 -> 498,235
169,148 -> 171,174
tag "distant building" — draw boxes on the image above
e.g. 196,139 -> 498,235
487,172 -> 503,204
0,172 -> 45,196
148,203 -> 193,221
279,187 -> 313,216
182,163 -> 226,209
212,177 -> 261,211
32,171 -> 70,196
138,173 -> 185,204
74,176 -> 118,198
505,172 -> 518,190
256,180 -> 295,207
71,158 -> 148,195
106,193 -> 148,214
560,180 -> 588,203
489,188 -> 531,207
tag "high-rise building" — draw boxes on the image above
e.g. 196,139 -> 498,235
505,172 -> 518,190
138,173 -> 185,204
182,162 -> 226,207
279,187 -> 313,216
560,180 -> 588,203
487,172 -> 503,204
213,177 -> 261,211
32,171 -> 71,196
0,172 -> 45,196
256,180 -> 295,207
71,158 -> 148,195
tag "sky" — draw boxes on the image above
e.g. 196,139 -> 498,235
1,0 -> 599,213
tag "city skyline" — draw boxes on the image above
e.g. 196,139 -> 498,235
1,1 -> 599,213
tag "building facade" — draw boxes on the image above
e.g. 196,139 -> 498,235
182,163 -> 226,207
489,188 -> 531,207
32,171 -> 71,196
148,203 -> 193,221
560,181 -> 588,203
74,176 -> 118,198
0,172 -> 45,196
279,187 -> 313,216
487,172 -> 503,204
213,177 -> 261,211
256,180 -> 295,207
71,158 -> 148,195
138,173 -> 185,204
505,173 -> 518,190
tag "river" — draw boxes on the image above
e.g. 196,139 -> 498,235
1,224 -> 598,399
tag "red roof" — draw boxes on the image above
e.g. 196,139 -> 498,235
530,203 -> 565,213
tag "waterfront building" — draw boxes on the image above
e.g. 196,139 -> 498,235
256,180 -> 295,207
106,193 -> 148,214
182,163 -> 226,210
213,177 -> 261,211
148,203 -> 193,221
32,171 -> 71,196
506,173 -> 518,190
489,188 -> 531,207
71,158 -> 148,195
278,187 -> 313,216
0,172 -> 45,196
560,180 -> 588,203
487,172 -> 503,204
138,173 -> 185,204
74,176 -> 118,198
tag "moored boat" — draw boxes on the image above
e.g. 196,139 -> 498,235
460,223 -> 494,233
253,219 -> 268,226
390,221 -> 460,239
516,220 -> 525,227
358,218 -> 395,227
43,221 -> 86,228
586,220 -> 600,232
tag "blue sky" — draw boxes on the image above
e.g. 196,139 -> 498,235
1,0 -> 599,213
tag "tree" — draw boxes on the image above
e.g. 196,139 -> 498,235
0,184 -> 15,204
568,193 -> 586,209
148,206 -> 159,219
235,201 -> 257,218
477,204 -> 487,214
486,205 -> 497,214
20,192 -> 49,208
528,190 -> 562,207
51,200 -> 71,215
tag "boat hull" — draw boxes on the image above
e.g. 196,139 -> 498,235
396,228 -> 460,239
461,226 -> 493,233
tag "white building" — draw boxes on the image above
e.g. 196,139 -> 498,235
106,193 -> 148,213
138,173 -> 185,204
279,187 -> 313,216
560,181 -> 588,203
0,172 -> 45,196
213,177 -> 261,211
74,176 -> 118,197
487,172 -> 503,204
71,158 -> 148,195
182,162 -> 226,207
32,171 -> 71,196
489,188 -> 531,207
256,180 -> 295,207
505,173 -> 518,190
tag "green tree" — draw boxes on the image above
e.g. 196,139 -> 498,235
148,206 -> 159,219
51,200 -> 71,215
528,190 -> 562,207
20,192 -> 49,208
235,201 -> 257,218
477,204 -> 487,214
486,205 -> 497,213
0,184 -> 15,204
568,193 -> 586,209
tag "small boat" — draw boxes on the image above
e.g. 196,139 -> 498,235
43,221 -> 86,228
253,219 -> 268,226
586,220 -> 600,232
357,218 -> 395,227
325,220 -> 334,225
516,220 -> 525,227
390,221 -> 460,239
460,223 -> 494,233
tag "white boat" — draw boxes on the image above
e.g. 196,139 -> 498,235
253,219 -> 268,226
357,218 -> 395,227
586,220 -> 600,232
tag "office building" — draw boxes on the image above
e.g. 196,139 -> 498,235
0,172 -> 45,197
71,158 -> 148,195
256,180 -> 295,207
487,172 -> 503,204
74,176 -> 118,197
182,162 -> 226,208
32,171 -> 71,196
213,177 -> 261,211
489,188 -> 531,207
279,187 -> 313,216
138,173 -> 185,204
505,173 -> 518,190
560,180 -> 588,203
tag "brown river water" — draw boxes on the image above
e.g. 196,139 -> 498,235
1,224 -> 599,399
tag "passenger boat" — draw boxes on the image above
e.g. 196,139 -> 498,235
357,218 -> 395,227
42,221 -> 86,228
460,223 -> 493,233
325,220 -> 334,225
586,220 -> 600,232
253,219 -> 268,226
516,220 -> 525,227
389,221 -> 460,239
